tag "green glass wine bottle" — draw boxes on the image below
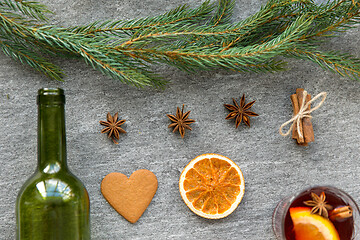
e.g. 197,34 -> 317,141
16,88 -> 90,240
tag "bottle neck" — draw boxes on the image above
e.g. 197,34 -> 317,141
37,103 -> 68,173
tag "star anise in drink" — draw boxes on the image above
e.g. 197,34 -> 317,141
100,112 -> 126,144
167,105 -> 195,138
304,192 -> 333,218
224,94 -> 259,128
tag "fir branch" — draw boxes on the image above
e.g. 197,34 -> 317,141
122,0 -> 310,49
111,15 -> 311,75
0,0 -> 359,87
66,1 -> 214,36
248,0 -> 360,41
0,35 -> 63,80
118,2 -> 307,49
203,0 -> 312,50
210,0 -> 235,26
307,0 -> 360,38
0,11 -> 165,87
0,0 -> 51,21
78,46 -> 166,88
219,1 -> 292,51
33,29 -> 166,87
286,47 -> 360,79
226,0 -> 314,47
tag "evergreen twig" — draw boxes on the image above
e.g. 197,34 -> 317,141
67,1 -> 215,36
114,15 -> 313,73
0,0 -> 51,21
210,0 -> 235,26
286,47 -> 360,79
0,36 -> 63,80
0,0 -> 359,87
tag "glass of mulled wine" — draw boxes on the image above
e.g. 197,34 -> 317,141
272,186 -> 360,240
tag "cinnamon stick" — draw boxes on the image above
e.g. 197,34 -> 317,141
282,88 -> 322,145
295,89 -> 305,144
295,88 -> 315,145
290,94 -> 300,140
330,206 -> 353,221
302,94 -> 314,144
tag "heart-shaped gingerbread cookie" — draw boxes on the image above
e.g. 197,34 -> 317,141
101,169 -> 158,223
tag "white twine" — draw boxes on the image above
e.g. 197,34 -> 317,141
279,91 -> 327,139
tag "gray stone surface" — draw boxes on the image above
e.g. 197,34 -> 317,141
0,0 -> 359,239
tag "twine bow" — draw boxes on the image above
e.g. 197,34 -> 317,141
279,91 -> 327,139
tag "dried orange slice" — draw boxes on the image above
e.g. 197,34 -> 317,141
290,207 -> 340,240
179,153 -> 245,219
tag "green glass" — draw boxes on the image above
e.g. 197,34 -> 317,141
16,88 -> 90,240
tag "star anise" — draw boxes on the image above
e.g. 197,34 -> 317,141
304,192 -> 333,218
100,112 -> 126,144
167,105 -> 195,138
224,94 -> 259,128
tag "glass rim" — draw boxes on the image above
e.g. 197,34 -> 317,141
38,88 -> 64,96
37,88 -> 65,105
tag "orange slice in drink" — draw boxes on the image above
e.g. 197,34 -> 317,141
179,153 -> 245,219
290,207 -> 340,240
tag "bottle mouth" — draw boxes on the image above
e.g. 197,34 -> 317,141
38,88 -> 64,96
37,88 -> 65,105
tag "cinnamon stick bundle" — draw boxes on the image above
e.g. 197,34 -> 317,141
290,88 -> 314,146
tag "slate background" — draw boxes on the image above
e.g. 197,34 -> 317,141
0,0 -> 359,239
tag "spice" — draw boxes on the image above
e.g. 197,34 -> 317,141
303,192 -> 333,218
224,94 -> 258,128
329,206 -> 353,221
167,105 -> 195,138
100,112 -> 126,144
291,88 -> 314,145
279,89 -> 327,145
